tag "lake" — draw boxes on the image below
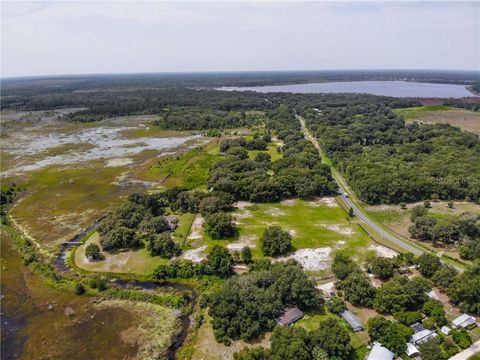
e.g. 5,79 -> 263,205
219,80 -> 476,98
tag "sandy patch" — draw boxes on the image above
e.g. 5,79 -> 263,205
182,245 -> 208,262
318,224 -> 354,236
277,248 -> 332,271
234,201 -> 253,209
309,197 -> 339,208
105,157 -> 133,167
227,235 -> 257,251
281,199 -> 296,206
367,245 -> 398,258
265,208 -> 286,217
288,229 -> 297,237
187,216 -> 204,240
234,209 -> 252,224
316,281 -> 335,295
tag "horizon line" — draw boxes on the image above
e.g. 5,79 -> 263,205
2,68 -> 479,81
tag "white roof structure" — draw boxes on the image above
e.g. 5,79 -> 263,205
452,314 -> 477,329
441,326 -> 452,335
367,342 -> 394,360
411,329 -> 437,345
340,310 -> 363,332
406,343 -> 419,357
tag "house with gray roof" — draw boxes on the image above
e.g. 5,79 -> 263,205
276,307 -> 304,326
411,329 -> 437,346
340,310 -> 363,332
452,314 -> 477,329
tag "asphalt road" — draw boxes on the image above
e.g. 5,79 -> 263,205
297,114 -> 467,272
340,193 -> 423,255
297,114 -> 423,256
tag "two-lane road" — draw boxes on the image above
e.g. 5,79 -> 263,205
297,114 -> 438,259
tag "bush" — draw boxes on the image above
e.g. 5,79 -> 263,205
261,226 -> 292,257
146,232 -> 181,258
205,212 -> 236,239
75,283 -> 86,295
326,296 -> 346,314
85,243 -> 102,260
452,329 -> 472,349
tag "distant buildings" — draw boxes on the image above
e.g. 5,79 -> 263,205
367,342 -> 394,360
340,310 -> 363,332
276,307 -> 304,326
452,314 -> 477,329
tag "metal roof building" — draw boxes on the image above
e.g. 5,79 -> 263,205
411,329 -> 437,346
367,342 -> 394,360
406,343 -> 419,357
452,314 -> 477,329
340,310 -> 363,332
276,307 -> 304,326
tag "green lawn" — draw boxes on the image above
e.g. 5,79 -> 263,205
138,139 -> 223,189
74,213 -> 195,275
233,199 -> 372,258
248,142 -> 282,161
393,105 -> 454,120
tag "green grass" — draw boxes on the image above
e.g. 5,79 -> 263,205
394,105 -> 455,120
9,164 -> 127,252
74,213 -> 195,275
236,199 -> 371,257
248,142 -> 282,161
138,140 -> 222,189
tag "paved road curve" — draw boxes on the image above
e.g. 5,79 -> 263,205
297,114 -> 424,256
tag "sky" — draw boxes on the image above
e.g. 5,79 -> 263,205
1,1 -> 479,77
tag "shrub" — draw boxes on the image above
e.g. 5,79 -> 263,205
75,283 -> 86,295
85,243 -> 102,260
205,212 -> 236,239
261,226 -> 292,257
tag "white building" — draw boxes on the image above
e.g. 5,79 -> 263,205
452,314 -> 477,329
367,342 -> 394,360
406,343 -> 420,357
441,325 -> 452,335
411,329 -> 437,346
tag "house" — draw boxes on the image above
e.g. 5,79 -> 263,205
441,326 -> 452,335
340,310 -> 363,332
367,342 -> 394,360
411,322 -> 425,333
276,307 -> 304,326
406,343 -> 420,357
452,314 -> 477,329
411,329 -> 437,346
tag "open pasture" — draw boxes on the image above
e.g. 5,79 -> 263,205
394,106 -> 480,135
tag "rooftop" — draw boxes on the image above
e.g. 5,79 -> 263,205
277,307 -> 304,326
411,329 -> 437,345
340,310 -> 363,331
367,342 -> 394,360
452,314 -> 476,328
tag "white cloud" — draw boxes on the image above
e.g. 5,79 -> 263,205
1,1 -> 479,77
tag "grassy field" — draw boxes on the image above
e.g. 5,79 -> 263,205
135,139 -> 223,189
181,198 -> 381,275
394,106 -> 480,135
367,200 -> 480,261
2,116 -> 207,252
9,164 -> 131,252
189,311 -> 271,360
74,212 -> 195,275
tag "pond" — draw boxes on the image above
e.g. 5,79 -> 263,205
219,80 -> 476,98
